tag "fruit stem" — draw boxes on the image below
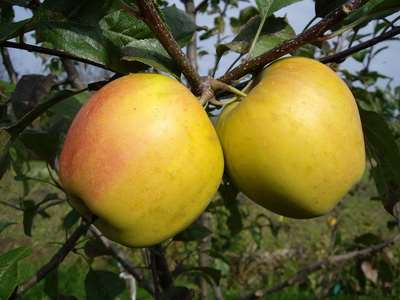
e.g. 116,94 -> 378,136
210,79 -> 247,98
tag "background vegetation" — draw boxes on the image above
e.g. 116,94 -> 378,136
1,0 -> 400,299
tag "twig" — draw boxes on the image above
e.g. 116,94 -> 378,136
90,226 -> 154,295
320,26 -> 400,64
148,249 -> 161,300
219,0 -> 363,83
0,47 -> 18,83
12,220 -> 91,298
61,59 -> 85,89
0,41 -> 114,72
184,0 -> 198,71
132,0 -> 203,95
239,234 -> 400,300
7,88 -> 88,136
211,1 -> 229,77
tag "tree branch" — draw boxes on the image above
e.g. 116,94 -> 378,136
90,226 -> 155,296
239,234 -> 400,300
133,0 -> 203,95
0,41 -> 114,73
320,26 -> 400,64
61,58 -> 85,89
0,47 -> 18,84
219,0 -> 364,83
12,220 -> 91,299
7,87 -> 88,136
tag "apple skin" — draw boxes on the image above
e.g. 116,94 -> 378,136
59,73 -> 224,247
217,57 -> 365,219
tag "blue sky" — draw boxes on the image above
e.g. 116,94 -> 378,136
2,0 -> 399,86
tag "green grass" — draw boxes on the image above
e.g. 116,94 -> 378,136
1,166 -> 399,299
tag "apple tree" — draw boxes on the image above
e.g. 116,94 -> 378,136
1,0 -> 400,299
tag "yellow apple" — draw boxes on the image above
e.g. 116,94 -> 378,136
217,57 -> 365,218
59,73 -> 224,247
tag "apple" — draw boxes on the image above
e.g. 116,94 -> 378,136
59,73 -> 224,247
217,57 -> 365,218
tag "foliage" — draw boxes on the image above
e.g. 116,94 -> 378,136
0,0 -> 400,299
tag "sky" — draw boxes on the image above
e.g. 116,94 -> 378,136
1,0 -> 399,86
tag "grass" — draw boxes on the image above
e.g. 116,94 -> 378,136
1,165 -> 399,299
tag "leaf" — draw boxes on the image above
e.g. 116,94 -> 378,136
18,129 -> 61,162
10,74 -> 56,119
162,5 -> 197,46
99,10 -> 152,48
36,21 -> 115,68
63,209 -> 80,230
161,286 -> 192,300
256,0 -> 303,17
0,129 -> 13,179
0,221 -> 16,235
217,15 -> 294,58
360,109 -> 400,215
344,0 -> 400,28
0,247 -> 32,300
122,39 -> 179,75
219,179 -> 242,235
84,269 -> 125,300
22,200 -> 37,236
315,0 -> 347,17
0,18 -> 31,42
84,239 -> 111,258
354,233 -> 382,246
174,222 -> 212,242
256,0 -> 273,18
176,267 -> 221,286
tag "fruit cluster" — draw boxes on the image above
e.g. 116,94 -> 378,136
59,57 -> 365,247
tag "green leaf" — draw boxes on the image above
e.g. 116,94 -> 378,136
122,39 -> 179,75
219,179 -> 242,235
0,18 -> 31,42
174,222 -> 212,242
23,200 -> 37,236
84,239 -> 111,258
256,0 -> 303,17
354,233 -> 382,246
18,129 -> 61,162
84,269 -> 125,300
217,15 -> 294,58
99,10 -> 152,48
0,221 -> 16,235
360,108 -> 400,215
256,0 -> 273,18
269,0 -> 304,15
162,5 -> 197,46
36,21 -> 115,68
176,267 -> 221,286
344,0 -> 400,28
0,247 -> 32,300
161,286 -> 192,300
0,129 -> 13,179
315,0 -> 347,17
63,209 -> 80,230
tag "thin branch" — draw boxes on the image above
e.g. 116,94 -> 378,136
132,0 -> 203,95
219,0 -> 364,83
0,41 -> 114,73
239,234 -> 400,300
90,226 -> 155,295
7,88 -> 88,136
12,220 -> 91,299
61,59 -> 85,89
320,26 -> 400,64
184,0 -> 198,71
0,47 -> 18,83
